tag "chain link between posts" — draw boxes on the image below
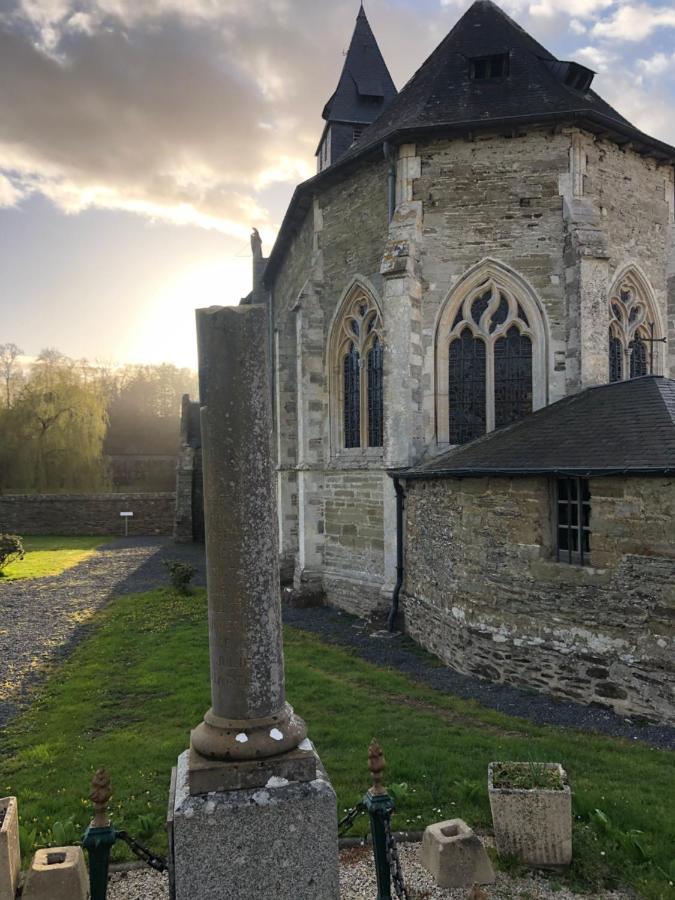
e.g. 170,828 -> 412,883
384,812 -> 411,900
116,831 -> 168,873
337,801 -> 366,837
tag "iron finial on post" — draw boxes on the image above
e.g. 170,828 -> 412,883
368,739 -> 387,797
90,769 -> 112,828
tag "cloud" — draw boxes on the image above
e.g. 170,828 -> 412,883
574,44 -> 617,72
637,51 -> 675,77
0,173 -> 23,207
592,4 -> 675,41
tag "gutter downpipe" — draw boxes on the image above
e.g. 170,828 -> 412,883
383,141 -> 396,222
387,476 -> 406,632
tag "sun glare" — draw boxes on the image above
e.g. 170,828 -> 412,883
126,258 -> 253,369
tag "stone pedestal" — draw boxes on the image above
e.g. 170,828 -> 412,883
22,847 -> 88,900
0,797 -> 20,900
171,749 -> 339,900
419,819 -> 495,888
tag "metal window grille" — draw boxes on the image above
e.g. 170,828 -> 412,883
609,333 -> 623,383
494,326 -> 533,429
367,338 -> 384,448
343,344 -> 361,449
556,477 -> 591,565
448,330 -> 486,444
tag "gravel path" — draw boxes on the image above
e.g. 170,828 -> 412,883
108,844 -> 633,899
283,606 -> 675,750
0,537 -> 205,727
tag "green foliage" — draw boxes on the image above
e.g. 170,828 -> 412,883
162,560 -> 196,594
48,816 -> 82,848
491,761 -> 565,791
1,588 -> 673,899
0,533 -> 24,574
0,354 -> 109,492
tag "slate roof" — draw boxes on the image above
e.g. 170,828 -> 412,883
321,5 -> 397,128
342,0 -> 674,163
264,0 -> 675,285
395,377 -> 675,480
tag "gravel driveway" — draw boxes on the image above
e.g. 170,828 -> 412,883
0,537 -> 205,728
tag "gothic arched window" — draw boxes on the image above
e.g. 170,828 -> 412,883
608,271 -> 661,383
441,277 -> 537,444
331,288 -> 383,451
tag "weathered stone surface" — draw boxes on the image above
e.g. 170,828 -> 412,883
0,797 -> 20,900
488,764 -> 572,868
189,305 -> 308,779
172,749 -> 339,900
22,846 -> 88,900
188,745 -> 317,794
403,474 -> 675,724
0,493 -> 175,536
419,819 -> 495,888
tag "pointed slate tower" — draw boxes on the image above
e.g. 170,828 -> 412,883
316,4 -> 397,172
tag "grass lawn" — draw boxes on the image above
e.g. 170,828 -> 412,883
1,588 -> 673,899
0,536 -> 113,581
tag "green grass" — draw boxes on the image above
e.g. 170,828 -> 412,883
0,536 -> 112,581
1,588 -> 673,898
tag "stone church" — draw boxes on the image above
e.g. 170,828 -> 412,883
177,1 -> 675,723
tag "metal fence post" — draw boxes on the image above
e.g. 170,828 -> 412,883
363,739 -> 396,900
82,769 -> 117,900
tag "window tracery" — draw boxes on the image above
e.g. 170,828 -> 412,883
331,289 -> 383,451
443,279 -> 535,444
608,274 -> 658,383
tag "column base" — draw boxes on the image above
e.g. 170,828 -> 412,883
170,747 -> 340,900
188,744 -> 317,794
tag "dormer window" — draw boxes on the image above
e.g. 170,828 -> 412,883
470,53 -> 509,80
563,63 -> 594,92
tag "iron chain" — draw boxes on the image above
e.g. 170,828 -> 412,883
116,831 -> 167,873
383,812 -> 411,900
338,802 -> 366,837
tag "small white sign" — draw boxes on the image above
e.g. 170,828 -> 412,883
120,512 -> 134,518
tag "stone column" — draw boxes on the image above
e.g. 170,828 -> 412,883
171,305 -> 340,900
188,305 -> 313,792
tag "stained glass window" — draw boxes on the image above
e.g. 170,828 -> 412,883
494,327 -> 533,429
445,281 -> 534,444
630,338 -> 648,379
607,275 -> 659,383
333,290 -> 384,451
449,330 -> 486,444
609,334 -> 623,383
343,344 -> 360,449
367,338 -> 384,448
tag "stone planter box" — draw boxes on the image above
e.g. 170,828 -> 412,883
488,763 -> 572,868
0,796 -> 20,900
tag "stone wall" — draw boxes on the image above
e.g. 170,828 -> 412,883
402,475 -> 675,724
270,124 -> 674,619
0,493 -> 176,537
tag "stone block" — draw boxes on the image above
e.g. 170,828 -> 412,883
488,763 -> 572,868
188,745 -> 317,794
22,846 -> 88,900
171,747 -> 339,900
0,797 -> 20,900
419,819 -> 495,888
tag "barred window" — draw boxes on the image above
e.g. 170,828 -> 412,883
331,288 -> 384,451
555,477 -> 591,565
608,272 -> 660,382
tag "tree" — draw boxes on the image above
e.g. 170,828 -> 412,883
6,358 -> 109,492
0,343 -> 24,408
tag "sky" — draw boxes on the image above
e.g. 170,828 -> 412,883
0,0 -> 674,370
